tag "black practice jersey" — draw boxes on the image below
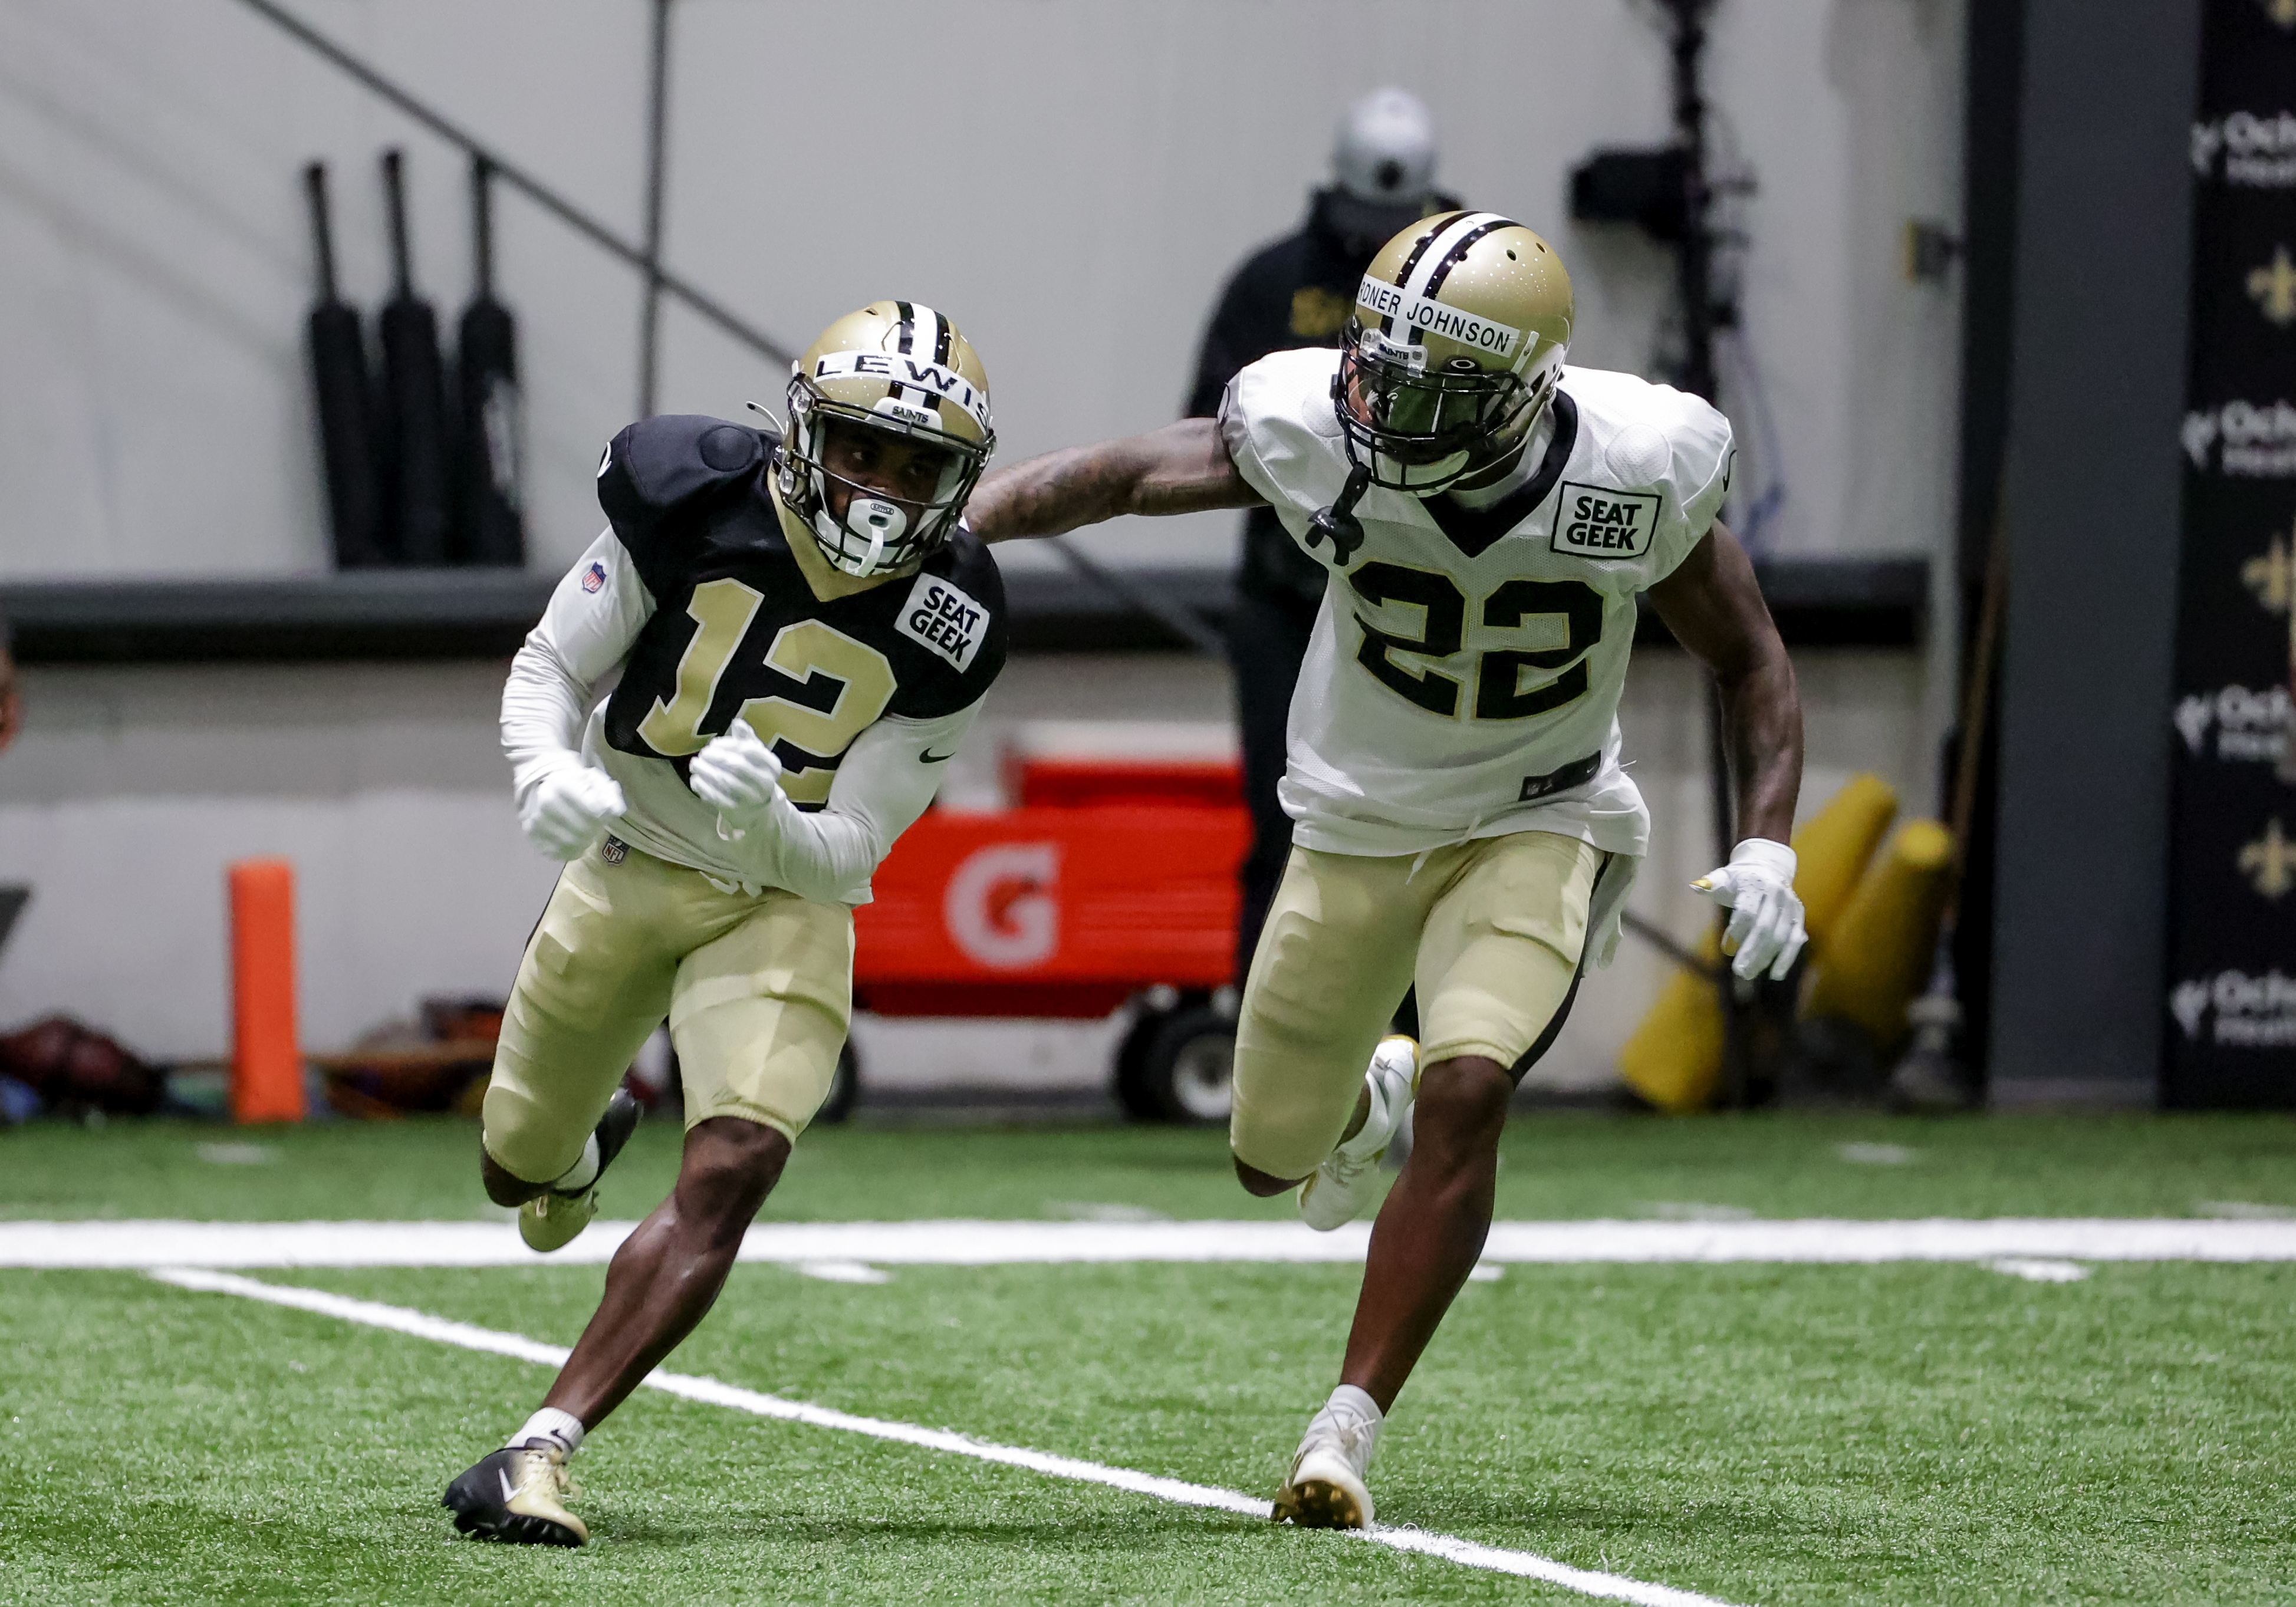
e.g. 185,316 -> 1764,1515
593,414 -> 1006,804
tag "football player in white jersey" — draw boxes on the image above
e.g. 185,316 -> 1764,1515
440,302 -> 1006,1545
969,212 -> 1806,1529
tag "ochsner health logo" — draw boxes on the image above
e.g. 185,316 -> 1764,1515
2175,684 -> 2293,762
2172,970 -> 2296,1047
2192,111 -> 2296,187
2183,400 -> 2296,477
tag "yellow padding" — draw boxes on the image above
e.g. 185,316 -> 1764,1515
1616,773 -> 1899,1114
1803,819 -> 1955,1053
1791,773 -> 1899,958
1614,925 -> 1729,1114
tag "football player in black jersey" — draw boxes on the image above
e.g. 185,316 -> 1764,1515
443,302 -> 1005,1546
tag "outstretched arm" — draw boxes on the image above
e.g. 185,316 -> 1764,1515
966,417 -> 1264,542
1647,521 -> 1806,980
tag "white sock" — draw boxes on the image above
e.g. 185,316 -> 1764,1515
508,1406 -> 585,1456
1332,1076 -> 1394,1161
552,1133 -> 601,1194
1324,1384 -> 1383,1428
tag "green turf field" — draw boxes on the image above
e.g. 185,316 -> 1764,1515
8,1108 -> 2296,1223
4,1112 -> 2294,1604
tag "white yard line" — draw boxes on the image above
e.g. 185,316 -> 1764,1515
10,1216 -> 2296,1269
147,1267 -> 1743,1607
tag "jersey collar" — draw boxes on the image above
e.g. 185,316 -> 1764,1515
1413,390 -> 1580,560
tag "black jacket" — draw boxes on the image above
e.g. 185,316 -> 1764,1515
1185,187 -> 1457,615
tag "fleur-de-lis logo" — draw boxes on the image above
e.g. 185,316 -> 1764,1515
2248,246 -> 2296,327
2243,532 -> 2293,615
2239,817 -> 2296,901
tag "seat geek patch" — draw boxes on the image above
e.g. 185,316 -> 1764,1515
897,574 -> 991,671
1551,482 -> 1662,561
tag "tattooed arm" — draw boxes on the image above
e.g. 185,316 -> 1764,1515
965,418 -> 1264,542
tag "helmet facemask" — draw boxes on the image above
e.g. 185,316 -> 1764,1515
777,372 -> 989,578
1334,320 -> 1555,495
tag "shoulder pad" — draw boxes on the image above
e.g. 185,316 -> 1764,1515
596,414 -> 769,536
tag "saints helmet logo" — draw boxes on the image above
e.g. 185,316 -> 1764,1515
2246,246 -> 2296,327
2238,818 -> 2296,900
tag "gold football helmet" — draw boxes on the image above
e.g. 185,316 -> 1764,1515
774,301 -> 994,577
1334,212 -> 1573,495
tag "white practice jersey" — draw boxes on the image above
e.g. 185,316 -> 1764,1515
1220,350 -> 1735,954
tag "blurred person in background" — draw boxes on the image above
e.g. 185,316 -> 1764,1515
1185,87 -> 1457,981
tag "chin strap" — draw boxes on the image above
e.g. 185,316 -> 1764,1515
1306,463 -> 1371,568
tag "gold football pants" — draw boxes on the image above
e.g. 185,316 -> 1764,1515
482,839 -> 854,1186
1229,831 -> 1601,1181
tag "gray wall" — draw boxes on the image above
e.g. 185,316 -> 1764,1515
0,0 -> 1969,1071
1,0 -> 1965,581
1988,0 -> 2202,1103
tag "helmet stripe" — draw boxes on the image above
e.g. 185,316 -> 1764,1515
1377,211 -> 1468,335
1400,211 -> 1508,304
1421,217 -> 1511,304
891,301 -> 949,411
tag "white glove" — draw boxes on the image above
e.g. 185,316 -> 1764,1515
520,766 -> 626,862
689,719 -> 787,829
1692,838 -> 1807,982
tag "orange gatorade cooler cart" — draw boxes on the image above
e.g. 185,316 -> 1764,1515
851,732 -> 1248,1121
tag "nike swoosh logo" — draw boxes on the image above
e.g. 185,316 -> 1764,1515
919,749 -> 956,764
498,1468 -> 520,1503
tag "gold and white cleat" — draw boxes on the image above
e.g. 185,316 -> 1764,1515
1273,1392 -> 1383,1530
443,1442 -> 588,1546
1298,1035 -> 1416,1233
518,1088 -> 641,1254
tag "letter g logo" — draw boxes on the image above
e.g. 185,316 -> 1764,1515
944,842 -> 1060,968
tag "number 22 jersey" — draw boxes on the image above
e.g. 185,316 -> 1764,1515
1219,350 -> 1735,956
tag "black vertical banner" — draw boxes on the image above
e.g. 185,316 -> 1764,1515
2166,0 -> 2296,1104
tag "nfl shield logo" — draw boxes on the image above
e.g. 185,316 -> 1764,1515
600,835 -> 628,865
582,562 -> 607,593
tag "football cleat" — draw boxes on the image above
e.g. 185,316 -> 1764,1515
519,1087 -> 642,1254
442,1443 -> 587,1546
1298,1036 -> 1417,1233
1273,1395 -> 1383,1530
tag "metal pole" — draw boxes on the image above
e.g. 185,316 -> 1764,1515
232,0 -> 795,370
1663,0 -> 1733,870
637,0 -> 674,419
231,0 -> 1204,650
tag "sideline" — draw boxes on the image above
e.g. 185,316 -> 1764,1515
9,1216 -> 2296,1268
147,1265 -> 1746,1607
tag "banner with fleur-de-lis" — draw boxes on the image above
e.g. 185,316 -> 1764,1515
2166,0 -> 2296,1102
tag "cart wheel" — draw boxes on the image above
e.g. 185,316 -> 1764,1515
1111,1006 -> 1169,1121
817,1039 -> 861,1125
1140,1005 -> 1235,1125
